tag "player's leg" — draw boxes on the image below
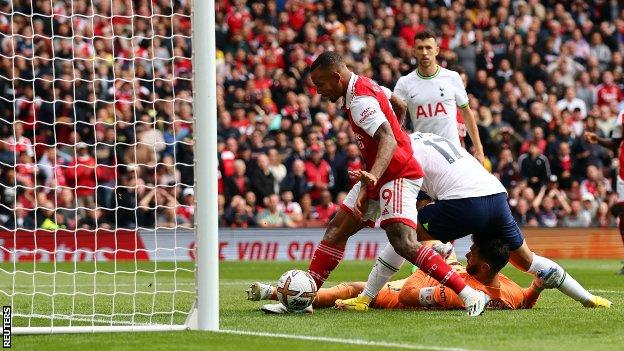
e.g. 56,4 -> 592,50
491,193 -> 612,308
307,182 -> 369,288
360,243 -> 405,299
314,282 -> 365,308
380,179 -> 488,315
509,241 -> 610,307
246,281 -> 364,308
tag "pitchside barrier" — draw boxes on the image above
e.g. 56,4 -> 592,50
1,228 -> 622,263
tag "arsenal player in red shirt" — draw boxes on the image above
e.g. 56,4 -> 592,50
260,52 -> 489,316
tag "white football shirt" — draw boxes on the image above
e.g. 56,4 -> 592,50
611,109 -> 624,139
394,66 -> 469,147
410,132 -> 506,200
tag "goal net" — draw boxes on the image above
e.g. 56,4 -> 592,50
0,0 -> 214,333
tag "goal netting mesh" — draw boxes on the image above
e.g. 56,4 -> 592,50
0,0 -> 197,331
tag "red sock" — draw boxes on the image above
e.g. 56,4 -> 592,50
308,241 -> 345,288
411,245 -> 467,294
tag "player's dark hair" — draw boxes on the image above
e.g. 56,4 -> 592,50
310,51 -> 345,73
414,29 -> 437,42
473,236 -> 510,274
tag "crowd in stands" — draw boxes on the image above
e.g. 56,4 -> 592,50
0,0 -> 194,230
215,0 -> 624,229
1,0 -> 624,230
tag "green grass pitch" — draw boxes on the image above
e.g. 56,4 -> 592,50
2,259 -> 623,350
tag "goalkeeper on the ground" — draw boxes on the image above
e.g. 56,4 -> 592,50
246,237 -> 554,311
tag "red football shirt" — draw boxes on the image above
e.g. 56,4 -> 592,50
344,74 -> 424,199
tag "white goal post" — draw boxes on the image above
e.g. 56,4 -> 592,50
0,0 -> 218,334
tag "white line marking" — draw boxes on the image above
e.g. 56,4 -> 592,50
589,289 -> 624,294
6,317 -> 477,351
13,314 -> 139,326
218,329 -> 480,351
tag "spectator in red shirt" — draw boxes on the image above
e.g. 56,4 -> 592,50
220,137 -> 238,177
345,143 -> 363,188
596,71 -> 623,107
7,122 -> 34,157
550,142 -> 574,189
579,165 -> 611,198
15,153 -> 35,188
313,190 -> 338,225
66,142 -> 96,210
519,127 -> 547,154
304,144 -> 333,203
225,0 -> 251,36
176,187 -> 195,228
399,13 -> 425,47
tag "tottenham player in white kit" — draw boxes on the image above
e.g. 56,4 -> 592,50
337,132 -> 612,310
393,29 -> 485,163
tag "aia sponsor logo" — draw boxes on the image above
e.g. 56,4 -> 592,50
415,102 -> 448,119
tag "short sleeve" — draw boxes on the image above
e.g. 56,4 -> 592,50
434,286 -> 465,308
612,112 -> 623,139
453,73 -> 469,108
381,86 -> 392,99
350,95 -> 387,137
393,78 -> 408,101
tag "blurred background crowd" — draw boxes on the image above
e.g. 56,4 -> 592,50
0,0 -> 194,230
1,0 -> 623,230
214,0 -> 624,229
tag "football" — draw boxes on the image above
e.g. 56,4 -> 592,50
276,269 -> 317,311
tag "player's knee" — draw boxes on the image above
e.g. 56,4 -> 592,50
385,223 -> 419,259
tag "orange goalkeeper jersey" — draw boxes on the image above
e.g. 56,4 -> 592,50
433,273 -> 525,310
372,270 -> 527,310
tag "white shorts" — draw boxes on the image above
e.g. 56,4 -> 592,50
617,176 -> 624,203
340,178 -> 422,229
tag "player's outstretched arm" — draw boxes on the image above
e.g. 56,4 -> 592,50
460,105 -> 485,165
521,278 -> 545,309
367,122 -> 397,186
389,94 -> 407,126
521,267 -> 564,309
583,131 -> 621,151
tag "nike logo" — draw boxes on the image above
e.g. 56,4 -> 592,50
410,94 -> 418,99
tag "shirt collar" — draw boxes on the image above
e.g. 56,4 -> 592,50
344,73 -> 357,108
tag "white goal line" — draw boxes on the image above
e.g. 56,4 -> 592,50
218,329 -> 480,351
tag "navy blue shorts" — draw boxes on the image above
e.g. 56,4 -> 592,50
417,192 -> 524,250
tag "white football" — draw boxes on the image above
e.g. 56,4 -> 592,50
276,269 -> 317,311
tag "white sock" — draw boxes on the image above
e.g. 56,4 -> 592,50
528,253 -> 593,305
362,244 -> 405,298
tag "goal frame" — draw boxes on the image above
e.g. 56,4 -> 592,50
11,0 -> 219,334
